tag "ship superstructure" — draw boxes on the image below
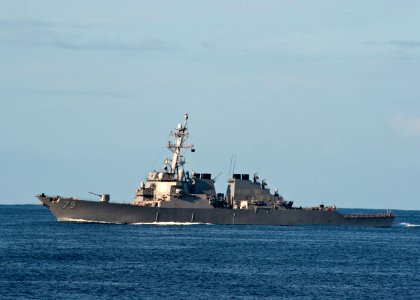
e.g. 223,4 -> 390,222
132,114 -> 216,209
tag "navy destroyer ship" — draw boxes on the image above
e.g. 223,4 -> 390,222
38,114 -> 394,227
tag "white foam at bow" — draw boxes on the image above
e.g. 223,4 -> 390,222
58,218 -> 212,225
58,218 -> 122,224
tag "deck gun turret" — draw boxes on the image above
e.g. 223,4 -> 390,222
89,192 -> 110,203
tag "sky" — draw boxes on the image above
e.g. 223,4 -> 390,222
0,1 -> 419,210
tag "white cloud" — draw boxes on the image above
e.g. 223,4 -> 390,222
0,18 -> 182,53
388,40 -> 420,49
391,113 -> 420,135
0,30 -> 181,52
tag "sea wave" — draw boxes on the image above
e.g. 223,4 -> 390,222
398,222 -> 420,228
58,218 -> 122,224
131,222 -> 213,226
57,218 -> 212,225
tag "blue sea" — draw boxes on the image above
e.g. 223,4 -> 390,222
1,205 -> 419,299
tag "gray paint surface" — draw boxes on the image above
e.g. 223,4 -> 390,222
38,196 -> 394,227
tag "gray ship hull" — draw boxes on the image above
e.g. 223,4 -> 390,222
38,196 -> 394,227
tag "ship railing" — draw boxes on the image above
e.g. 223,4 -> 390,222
343,213 -> 394,219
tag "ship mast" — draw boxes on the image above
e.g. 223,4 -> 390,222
167,113 -> 194,175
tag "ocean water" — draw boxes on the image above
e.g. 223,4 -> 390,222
0,205 -> 419,300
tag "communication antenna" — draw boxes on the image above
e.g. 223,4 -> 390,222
232,154 -> 237,175
228,154 -> 234,177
